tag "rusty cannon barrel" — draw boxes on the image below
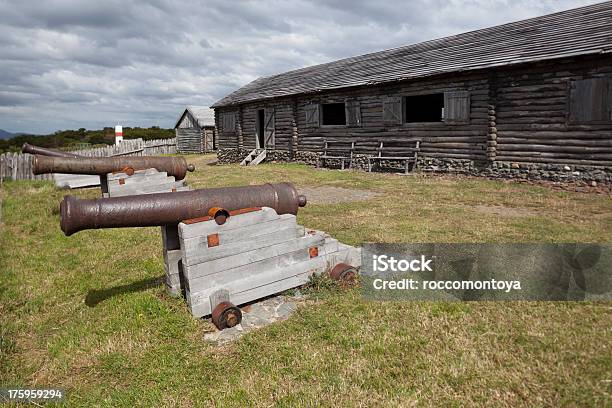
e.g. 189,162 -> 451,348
32,155 -> 195,180
22,143 -> 82,158
59,182 -> 307,236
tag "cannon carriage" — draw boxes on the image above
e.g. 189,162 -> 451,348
29,150 -> 195,196
59,183 -> 360,329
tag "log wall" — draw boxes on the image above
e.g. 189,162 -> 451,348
176,127 -> 215,153
176,128 -> 204,153
240,100 -> 295,151
294,73 -> 488,160
216,108 -> 239,149
215,55 -> 612,167
493,55 -> 612,166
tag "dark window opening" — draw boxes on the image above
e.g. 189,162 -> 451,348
322,102 -> 346,125
404,93 -> 444,123
257,109 -> 265,147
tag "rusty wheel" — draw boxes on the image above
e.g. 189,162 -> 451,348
330,263 -> 358,284
211,301 -> 242,330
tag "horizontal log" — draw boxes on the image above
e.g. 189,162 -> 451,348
495,155 -> 612,166
498,130 -> 612,139
498,124 -> 612,132
498,137 -> 612,147
300,135 -> 484,143
497,118 -> 569,124
497,104 -> 567,112
420,148 -> 486,155
302,128 -> 486,136
497,91 -> 567,101
494,150 -> 612,160
496,144 -> 612,153
497,84 -> 566,95
421,152 -> 486,160
420,143 -> 485,149
496,111 -> 566,119
497,97 -> 568,107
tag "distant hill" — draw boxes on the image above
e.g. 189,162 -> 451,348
0,129 -> 14,139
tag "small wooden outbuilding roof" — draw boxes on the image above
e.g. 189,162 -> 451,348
174,106 -> 215,129
213,2 -> 612,108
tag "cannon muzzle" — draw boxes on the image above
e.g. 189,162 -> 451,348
60,182 -> 307,236
33,155 -> 195,180
22,143 -> 82,158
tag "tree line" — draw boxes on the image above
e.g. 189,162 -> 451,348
0,127 -> 175,153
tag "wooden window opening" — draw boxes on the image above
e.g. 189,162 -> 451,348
404,93 -> 444,123
322,102 -> 346,126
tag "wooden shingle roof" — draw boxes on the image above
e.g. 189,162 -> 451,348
212,1 -> 612,108
175,106 -> 215,128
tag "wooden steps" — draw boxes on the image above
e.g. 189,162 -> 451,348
240,148 -> 266,166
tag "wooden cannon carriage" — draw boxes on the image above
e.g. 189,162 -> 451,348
59,183 -> 361,329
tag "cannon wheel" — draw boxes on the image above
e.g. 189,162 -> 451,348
211,301 -> 242,330
330,263 -> 358,284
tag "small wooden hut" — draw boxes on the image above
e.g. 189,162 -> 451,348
174,106 -> 216,153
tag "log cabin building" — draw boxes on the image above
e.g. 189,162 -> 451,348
174,106 -> 216,154
212,2 -> 612,182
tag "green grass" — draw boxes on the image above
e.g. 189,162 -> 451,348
1,159 -> 611,407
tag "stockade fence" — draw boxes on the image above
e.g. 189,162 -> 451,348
0,138 -> 177,181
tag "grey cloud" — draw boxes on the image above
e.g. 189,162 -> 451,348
0,0 -> 601,134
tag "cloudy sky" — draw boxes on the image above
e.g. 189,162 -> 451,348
0,0 -> 601,134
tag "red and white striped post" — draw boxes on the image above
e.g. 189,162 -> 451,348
114,125 -> 123,144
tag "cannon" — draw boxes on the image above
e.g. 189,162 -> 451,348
59,182 -> 361,330
59,182 -> 307,236
33,155 -> 195,181
22,143 -> 83,158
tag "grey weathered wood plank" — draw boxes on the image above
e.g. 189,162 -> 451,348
178,207 -> 282,240
109,180 -> 184,196
181,216 -> 297,255
182,226 -> 303,267
187,254 -> 331,316
184,236 -> 338,296
183,234 -> 325,283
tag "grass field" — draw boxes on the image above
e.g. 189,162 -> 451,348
1,156 -> 611,406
